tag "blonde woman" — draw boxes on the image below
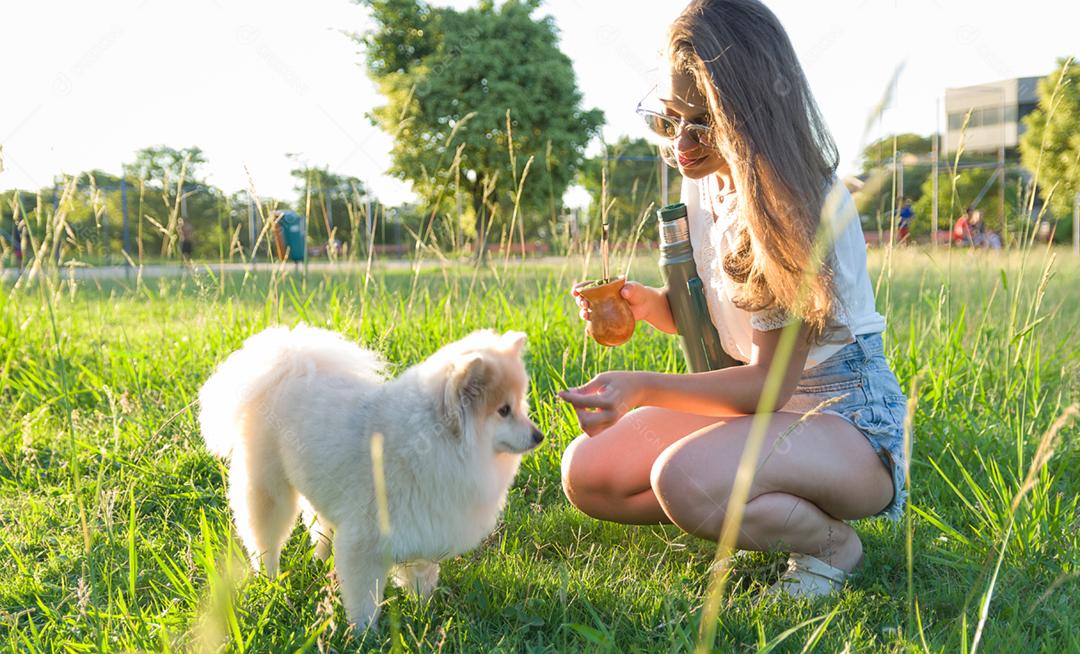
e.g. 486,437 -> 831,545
559,0 -> 908,598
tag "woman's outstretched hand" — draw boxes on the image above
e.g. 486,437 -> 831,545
558,372 -> 644,436
572,280 -> 657,323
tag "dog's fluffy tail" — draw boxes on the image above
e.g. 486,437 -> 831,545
198,324 -> 386,457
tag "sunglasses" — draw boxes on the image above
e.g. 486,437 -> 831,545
635,107 -> 714,148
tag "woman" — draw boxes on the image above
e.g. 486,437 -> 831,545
559,0 -> 908,598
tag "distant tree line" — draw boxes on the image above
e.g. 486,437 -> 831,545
5,12 -> 1073,263
0,146 -> 429,264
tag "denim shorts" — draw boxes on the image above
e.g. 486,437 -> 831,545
780,332 -> 909,521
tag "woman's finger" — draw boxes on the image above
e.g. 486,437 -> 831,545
572,375 -> 610,395
578,409 -> 615,436
558,389 -> 613,410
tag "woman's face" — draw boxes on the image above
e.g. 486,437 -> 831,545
658,67 -> 728,180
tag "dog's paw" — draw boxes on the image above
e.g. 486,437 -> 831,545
349,616 -> 378,634
392,561 -> 440,599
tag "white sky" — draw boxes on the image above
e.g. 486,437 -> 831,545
2,0 -> 1077,206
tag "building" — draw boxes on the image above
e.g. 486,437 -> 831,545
944,76 -> 1040,155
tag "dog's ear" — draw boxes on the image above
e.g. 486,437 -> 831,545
455,353 -> 488,406
441,353 -> 489,437
501,331 -> 526,355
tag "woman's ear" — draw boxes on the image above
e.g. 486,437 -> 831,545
441,353 -> 489,436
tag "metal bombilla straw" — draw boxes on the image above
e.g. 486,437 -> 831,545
601,219 -> 609,282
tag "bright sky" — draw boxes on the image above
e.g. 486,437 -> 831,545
2,0 -> 1077,206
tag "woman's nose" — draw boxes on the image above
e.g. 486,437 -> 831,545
675,130 -> 698,154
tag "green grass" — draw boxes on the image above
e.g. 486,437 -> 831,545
1,246 -> 1077,652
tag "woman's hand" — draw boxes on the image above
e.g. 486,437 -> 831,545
558,371 -> 646,436
572,281 -> 665,324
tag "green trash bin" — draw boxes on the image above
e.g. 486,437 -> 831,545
274,211 -> 306,262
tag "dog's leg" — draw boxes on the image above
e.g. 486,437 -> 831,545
334,528 -> 388,631
299,497 -> 334,563
392,561 -> 440,599
229,452 -> 298,578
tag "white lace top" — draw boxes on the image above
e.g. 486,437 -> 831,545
681,174 -> 886,370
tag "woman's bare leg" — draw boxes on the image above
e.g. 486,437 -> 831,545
561,407 -> 724,523
649,411 -> 894,571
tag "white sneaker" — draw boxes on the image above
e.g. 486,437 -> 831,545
766,553 -> 848,599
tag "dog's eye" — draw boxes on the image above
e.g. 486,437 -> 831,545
498,404 -> 511,417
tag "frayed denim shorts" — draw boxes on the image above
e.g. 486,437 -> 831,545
781,332 -> 909,521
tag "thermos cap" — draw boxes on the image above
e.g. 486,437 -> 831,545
658,202 -> 689,245
658,203 -> 688,222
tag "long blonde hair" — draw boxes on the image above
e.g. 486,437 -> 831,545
668,0 -> 840,341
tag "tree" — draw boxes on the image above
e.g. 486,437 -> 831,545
912,165 -> 1020,237
289,164 -> 368,246
577,137 -> 678,234
356,0 -> 603,252
122,145 -> 208,186
858,133 -> 933,174
119,146 -> 212,257
1020,58 -> 1079,231
0,190 -> 37,262
119,146 -> 232,257
854,133 -> 933,225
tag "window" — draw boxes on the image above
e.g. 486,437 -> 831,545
948,105 -> 1018,131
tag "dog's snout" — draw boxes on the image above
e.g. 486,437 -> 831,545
530,427 -> 544,445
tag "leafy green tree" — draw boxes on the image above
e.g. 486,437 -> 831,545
859,133 -> 933,174
0,190 -> 36,227
854,133 -> 933,224
912,165 -> 1020,236
361,0 -> 438,78
289,165 -> 368,246
0,190 -> 37,263
122,145 -> 207,186
356,0 -> 603,252
119,145 -> 220,257
1020,57 -> 1079,233
578,137 -> 677,234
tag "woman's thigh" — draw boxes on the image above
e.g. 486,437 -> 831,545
653,411 -> 894,521
561,406 -> 724,498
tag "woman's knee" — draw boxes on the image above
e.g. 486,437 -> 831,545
560,434 -> 602,510
561,433 -> 637,514
650,440 -> 727,533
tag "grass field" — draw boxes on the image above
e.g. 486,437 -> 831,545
1,246 -> 1077,652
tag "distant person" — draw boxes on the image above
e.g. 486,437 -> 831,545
12,223 -> 22,270
1037,221 -> 1053,242
970,211 -> 1003,249
968,210 -> 986,247
898,197 -> 914,244
180,222 -> 194,263
952,207 -> 974,247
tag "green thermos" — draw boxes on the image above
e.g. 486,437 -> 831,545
657,202 -> 740,372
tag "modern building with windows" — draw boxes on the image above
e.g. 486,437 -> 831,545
944,76 -> 1040,155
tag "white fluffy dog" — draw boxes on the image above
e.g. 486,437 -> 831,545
197,324 -> 543,630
